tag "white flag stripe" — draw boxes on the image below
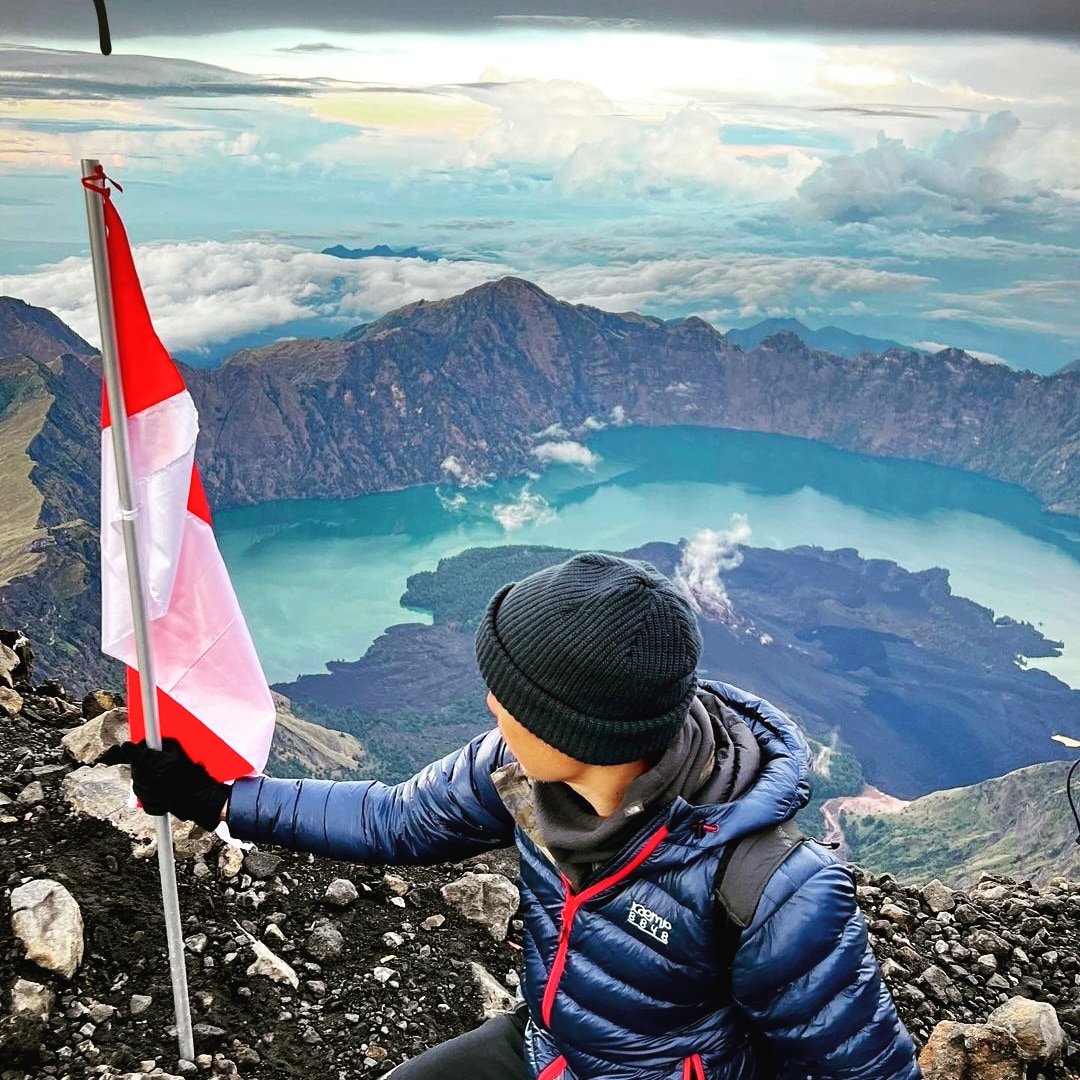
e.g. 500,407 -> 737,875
102,391 -> 198,632
102,392 -> 273,774
106,508 -> 274,771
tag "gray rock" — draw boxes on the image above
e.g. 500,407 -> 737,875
987,996 -> 1065,1064
60,708 -> 129,764
10,878 -> 84,979
130,994 -> 153,1016
922,879 -> 956,913
325,878 -> 359,907
920,965 -> 954,1001
440,872 -> 520,941
15,780 -> 44,805
242,851 -> 283,881
304,924 -> 344,961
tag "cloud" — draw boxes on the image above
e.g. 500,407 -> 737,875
538,253 -> 931,321
531,440 -> 601,468
435,489 -> 469,511
454,83 -> 821,201
0,46 -> 311,100
533,422 -> 570,439
493,486 -> 556,531
0,241 -> 511,354
5,0 -> 1077,38
276,43 -> 355,53
838,226 -> 1079,262
674,516 -> 753,623
796,111 -> 1065,228
440,456 -> 486,487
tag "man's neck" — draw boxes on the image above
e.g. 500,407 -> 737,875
565,758 -> 650,818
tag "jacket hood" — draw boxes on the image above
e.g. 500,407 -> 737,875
680,678 -> 813,843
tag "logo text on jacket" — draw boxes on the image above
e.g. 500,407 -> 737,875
626,901 -> 672,945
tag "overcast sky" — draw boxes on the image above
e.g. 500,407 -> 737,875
6,0 -> 1080,38
1,8 -> 1078,371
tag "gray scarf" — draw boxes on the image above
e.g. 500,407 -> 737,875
532,689 -> 762,889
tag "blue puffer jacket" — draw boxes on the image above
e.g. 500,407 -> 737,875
227,681 -> 921,1080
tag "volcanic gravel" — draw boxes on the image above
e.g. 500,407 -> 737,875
1,678 -> 1078,1080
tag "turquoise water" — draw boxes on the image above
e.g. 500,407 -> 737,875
215,426 -> 1080,688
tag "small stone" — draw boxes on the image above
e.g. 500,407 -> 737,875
922,879 -> 956,914
242,851 -> 283,881
15,781 -> 45,805
304,924 -> 344,962
325,878 -> 359,907
81,690 -> 122,720
382,932 -> 405,948
11,978 -> 55,1019
421,915 -> 445,930
373,966 -> 397,983
218,846 -> 244,879
383,873 -> 410,896
185,933 -> 209,955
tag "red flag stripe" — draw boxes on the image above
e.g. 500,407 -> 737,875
126,666 -> 256,783
100,197 -> 185,427
186,466 -> 213,527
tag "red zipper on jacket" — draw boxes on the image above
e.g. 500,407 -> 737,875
540,823 -> 670,1026
682,1054 -> 705,1080
537,1055 -> 567,1080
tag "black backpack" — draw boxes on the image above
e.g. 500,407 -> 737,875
713,819 -> 817,1080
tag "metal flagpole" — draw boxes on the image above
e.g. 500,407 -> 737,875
81,159 -> 196,1065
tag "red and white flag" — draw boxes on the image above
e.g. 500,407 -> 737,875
99,196 -> 274,781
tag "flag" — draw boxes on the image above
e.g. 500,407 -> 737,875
99,196 -> 274,781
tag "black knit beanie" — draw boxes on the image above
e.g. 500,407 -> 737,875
475,552 -> 702,765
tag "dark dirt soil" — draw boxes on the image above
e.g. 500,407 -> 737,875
2,667 -> 1079,1080
0,680 -> 524,1079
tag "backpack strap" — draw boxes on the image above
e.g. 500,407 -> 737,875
714,819 -> 808,930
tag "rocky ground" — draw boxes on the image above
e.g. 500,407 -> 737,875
1,649 -> 1078,1079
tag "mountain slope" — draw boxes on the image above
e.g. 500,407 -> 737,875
177,277 -> 1079,516
724,317 -> 905,357
843,760 -> 1080,888
3,279 -> 1080,685
0,351 -> 110,686
0,295 -> 95,363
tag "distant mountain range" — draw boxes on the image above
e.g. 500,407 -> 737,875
1,278 -> 1079,685
724,317 -> 906,358
148,277 -> 1080,516
323,243 -> 440,262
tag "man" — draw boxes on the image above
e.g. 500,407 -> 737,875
119,551 -> 922,1080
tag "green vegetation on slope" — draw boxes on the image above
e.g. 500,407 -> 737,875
0,360 -> 50,585
843,760 -> 1080,888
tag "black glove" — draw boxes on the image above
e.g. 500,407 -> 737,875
104,737 -> 230,831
